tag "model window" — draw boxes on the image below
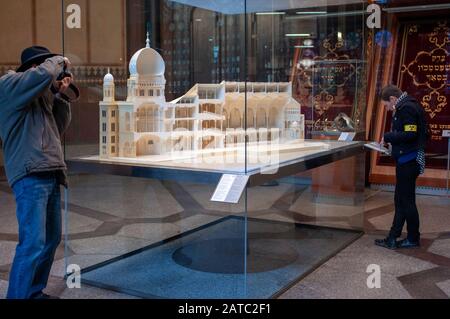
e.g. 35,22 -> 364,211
157,90 -> 160,96
102,123 -> 107,132
140,90 -> 145,96
102,110 -> 107,118
111,136 -> 115,143
102,136 -> 106,144
111,110 -> 116,118
111,146 -> 115,153
111,123 -> 115,131
148,140 -> 154,145
125,112 -> 131,131
150,90 -> 154,97
102,145 -> 107,155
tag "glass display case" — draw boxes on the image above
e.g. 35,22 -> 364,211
0,0 -> 366,299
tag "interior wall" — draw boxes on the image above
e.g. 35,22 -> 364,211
0,0 -> 126,68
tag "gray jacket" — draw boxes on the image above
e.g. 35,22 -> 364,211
0,56 -> 71,187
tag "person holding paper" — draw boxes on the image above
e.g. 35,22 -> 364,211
374,85 -> 428,250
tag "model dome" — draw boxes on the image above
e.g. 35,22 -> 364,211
104,69 -> 114,84
129,47 -> 165,77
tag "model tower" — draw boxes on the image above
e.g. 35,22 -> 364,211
99,69 -> 119,157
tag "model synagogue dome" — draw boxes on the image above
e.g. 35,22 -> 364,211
103,69 -> 114,84
129,47 -> 165,77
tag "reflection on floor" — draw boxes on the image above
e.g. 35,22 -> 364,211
0,174 -> 449,299
80,217 -> 360,299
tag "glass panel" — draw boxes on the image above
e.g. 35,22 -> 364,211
62,0 -> 248,298
0,0 -> 367,300
0,0 -> 68,297
60,0 -> 368,299
243,0 -> 366,298
0,0 -> 65,183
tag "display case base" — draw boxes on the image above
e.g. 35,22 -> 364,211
77,216 -> 362,299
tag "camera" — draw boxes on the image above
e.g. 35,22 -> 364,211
51,66 -> 80,102
56,66 -> 73,81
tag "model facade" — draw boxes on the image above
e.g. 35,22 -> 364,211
99,38 -> 304,158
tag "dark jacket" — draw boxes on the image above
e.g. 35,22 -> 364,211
384,95 -> 428,160
0,56 -> 71,187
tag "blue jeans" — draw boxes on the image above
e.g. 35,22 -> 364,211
7,172 -> 62,299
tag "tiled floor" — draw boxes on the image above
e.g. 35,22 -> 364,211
0,174 -> 449,299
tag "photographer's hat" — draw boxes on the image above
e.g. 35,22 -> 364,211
17,46 -> 61,72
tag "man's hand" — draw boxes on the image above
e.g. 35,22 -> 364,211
58,76 -> 72,93
58,57 -> 73,94
63,57 -> 71,68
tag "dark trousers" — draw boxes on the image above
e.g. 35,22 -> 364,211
389,160 -> 420,242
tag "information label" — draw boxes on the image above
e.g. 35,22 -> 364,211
211,174 -> 249,204
442,130 -> 450,138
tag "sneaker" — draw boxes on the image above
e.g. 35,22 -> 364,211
31,292 -> 60,299
374,237 -> 397,250
396,238 -> 420,249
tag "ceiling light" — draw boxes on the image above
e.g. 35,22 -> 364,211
296,11 -> 327,15
255,12 -> 286,15
285,33 -> 311,37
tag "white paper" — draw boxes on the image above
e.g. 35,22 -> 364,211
211,174 -> 249,204
364,142 -> 391,155
442,130 -> 450,138
338,132 -> 356,142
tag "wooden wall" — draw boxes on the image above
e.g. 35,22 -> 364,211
0,0 -> 61,65
366,3 -> 450,189
0,0 -> 126,68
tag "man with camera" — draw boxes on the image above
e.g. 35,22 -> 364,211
0,46 -> 73,299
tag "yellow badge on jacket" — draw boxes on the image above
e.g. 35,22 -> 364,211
404,125 -> 417,132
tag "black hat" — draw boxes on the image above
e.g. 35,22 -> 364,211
17,46 -> 61,72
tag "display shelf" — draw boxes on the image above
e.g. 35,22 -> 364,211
67,140 -> 365,187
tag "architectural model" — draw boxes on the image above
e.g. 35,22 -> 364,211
99,36 -> 305,159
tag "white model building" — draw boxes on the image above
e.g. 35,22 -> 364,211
99,36 -> 305,158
